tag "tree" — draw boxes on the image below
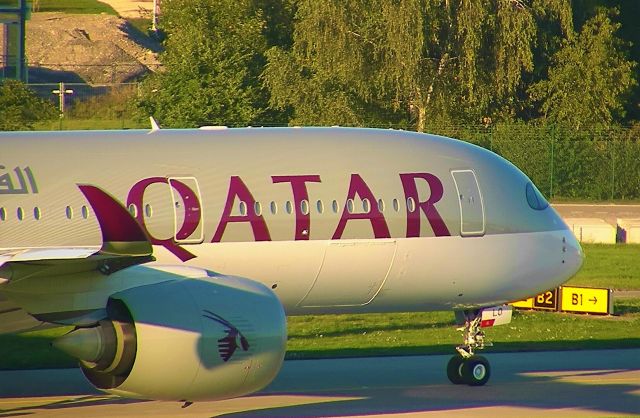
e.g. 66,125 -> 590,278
263,0 -> 573,131
0,79 -> 56,131
529,9 -> 637,129
137,0 -> 267,127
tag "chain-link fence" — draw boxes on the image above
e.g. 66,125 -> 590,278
27,82 -> 145,130
427,123 -> 640,201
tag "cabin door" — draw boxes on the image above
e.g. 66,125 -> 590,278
451,170 -> 485,237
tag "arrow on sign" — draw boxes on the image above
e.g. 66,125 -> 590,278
589,296 -> 598,304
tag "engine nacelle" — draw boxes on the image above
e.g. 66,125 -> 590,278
54,268 -> 286,402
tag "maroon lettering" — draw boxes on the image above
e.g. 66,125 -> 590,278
272,175 -> 321,240
332,174 -> 390,239
212,176 -> 271,242
127,177 -> 197,261
400,173 -> 450,237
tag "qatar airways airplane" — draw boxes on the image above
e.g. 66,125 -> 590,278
0,124 -> 582,403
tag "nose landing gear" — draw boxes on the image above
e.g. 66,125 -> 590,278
447,310 -> 492,386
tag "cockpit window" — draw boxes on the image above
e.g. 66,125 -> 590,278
526,182 -> 549,211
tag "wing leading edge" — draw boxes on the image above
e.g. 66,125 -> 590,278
0,184 -> 155,334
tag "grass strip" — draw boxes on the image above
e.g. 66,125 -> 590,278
33,0 -> 118,15
1,299 -> 638,370
567,244 -> 640,290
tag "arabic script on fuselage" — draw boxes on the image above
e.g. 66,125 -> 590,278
0,166 -> 38,195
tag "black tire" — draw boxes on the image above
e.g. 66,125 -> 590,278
446,355 -> 465,385
461,355 -> 490,386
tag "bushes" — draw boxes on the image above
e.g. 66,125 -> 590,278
0,79 -> 57,130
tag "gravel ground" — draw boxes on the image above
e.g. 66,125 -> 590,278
25,12 -> 161,84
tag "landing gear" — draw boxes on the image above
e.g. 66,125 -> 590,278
447,309 -> 492,386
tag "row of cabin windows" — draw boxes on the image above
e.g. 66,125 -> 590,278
232,197 -> 417,216
0,198 -> 419,222
0,206 -> 91,222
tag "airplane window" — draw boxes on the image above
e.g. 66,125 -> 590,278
301,199 -> 309,215
0,207 -> 5,221
526,183 -> 549,211
317,200 -> 324,214
65,206 -> 73,220
128,204 -> 138,218
254,202 -> 262,216
17,207 -> 24,221
347,199 -> 354,214
407,197 -> 416,212
239,201 -> 247,216
270,201 -> 277,215
34,207 -> 41,220
362,198 -> 370,213
378,199 -> 385,212
332,200 -> 339,213
81,205 -> 89,219
285,201 -> 293,214
393,198 -> 400,212
145,204 -> 153,218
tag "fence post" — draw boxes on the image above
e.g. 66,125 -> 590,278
611,139 -> 615,200
549,124 -> 555,199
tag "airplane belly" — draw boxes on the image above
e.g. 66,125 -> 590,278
371,230 -> 576,310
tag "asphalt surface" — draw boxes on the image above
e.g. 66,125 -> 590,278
1,349 -> 638,417
553,203 -> 640,227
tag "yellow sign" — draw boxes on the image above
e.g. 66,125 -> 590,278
511,297 -> 533,309
533,289 -> 558,310
511,288 -> 558,310
560,286 -> 612,315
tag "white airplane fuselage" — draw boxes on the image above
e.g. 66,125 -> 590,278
0,127 -> 582,316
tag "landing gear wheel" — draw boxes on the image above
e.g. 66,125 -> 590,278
446,355 -> 465,385
461,355 -> 490,386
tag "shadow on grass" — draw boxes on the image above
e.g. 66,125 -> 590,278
0,335 -> 75,370
615,298 -> 640,314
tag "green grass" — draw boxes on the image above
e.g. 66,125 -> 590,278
0,327 -> 75,370
34,118 -> 147,131
566,244 -> 640,290
286,299 -> 640,359
32,0 -> 117,15
1,299 -> 638,369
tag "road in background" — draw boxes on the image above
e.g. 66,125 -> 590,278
553,203 -> 640,227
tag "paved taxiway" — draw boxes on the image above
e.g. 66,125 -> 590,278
1,349 -> 639,417
553,203 -> 640,227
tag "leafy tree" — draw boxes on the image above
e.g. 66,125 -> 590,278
137,0 -> 267,127
263,0 -> 574,131
0,79 -> 56,131
528,10 -> 637,129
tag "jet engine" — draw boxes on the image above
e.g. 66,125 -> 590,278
53,269 -> 287,402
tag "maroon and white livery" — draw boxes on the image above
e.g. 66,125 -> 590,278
0,126 -> 583,401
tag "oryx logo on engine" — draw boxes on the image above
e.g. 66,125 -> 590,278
202,310 -> 250,362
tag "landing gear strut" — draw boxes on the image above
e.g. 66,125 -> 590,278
447,309 -> 491,386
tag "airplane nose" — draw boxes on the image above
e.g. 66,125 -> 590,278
562,228 -> 584,280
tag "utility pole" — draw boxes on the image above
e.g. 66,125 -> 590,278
52,82 -> 74,117
152,0 -> 160,33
